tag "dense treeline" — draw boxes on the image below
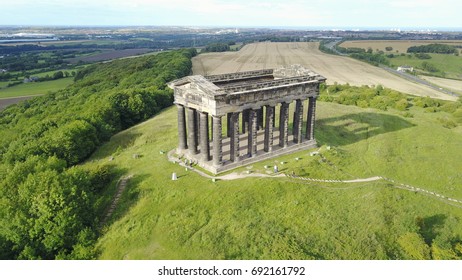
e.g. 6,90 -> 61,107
319,83 -> 462,128
349,52 -> 390,66
407,44 -> 459,55
335,46 -> 366,54
318,40 -> 337,55
0,51 -> 71,73
0,48 -> 196,259
203,43 -> 231,52
319,83 -> 410,111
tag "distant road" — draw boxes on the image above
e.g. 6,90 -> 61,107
324,41 -> 459,98
380,66 -> 459,97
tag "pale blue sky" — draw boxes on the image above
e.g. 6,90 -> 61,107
1,0 -> 461,29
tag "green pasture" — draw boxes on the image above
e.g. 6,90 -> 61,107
88,101 -> 462,260
389,53 -> 462,79
0,78 -> 73,98
0,81 -> 9,88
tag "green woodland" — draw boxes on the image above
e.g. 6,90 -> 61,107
0,48 -> 196,259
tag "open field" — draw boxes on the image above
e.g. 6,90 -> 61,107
66,48 -> 154,63
388,53 -> 462,80
0,96 -> 34,110
89,101 -> 462,259
193,42 -> 456,100
420,76 -> 462,94
340,40 -> 462,54
0,77 -> 73,99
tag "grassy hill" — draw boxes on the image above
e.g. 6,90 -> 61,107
87,100 -> 462,260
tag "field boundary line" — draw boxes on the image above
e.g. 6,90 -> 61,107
0,94 -> 45,100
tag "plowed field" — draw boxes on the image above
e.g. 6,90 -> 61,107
193,42 -> 456,100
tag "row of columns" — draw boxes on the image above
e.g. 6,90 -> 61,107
176,97 -> 317,167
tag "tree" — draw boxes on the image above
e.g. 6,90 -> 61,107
398,232 -> 431,259
53,71 -> 64,80
395,99 -> 409,111
421,61 -> 438,72
385,46 -> 393,51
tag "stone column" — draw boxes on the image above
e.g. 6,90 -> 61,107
226,112 -> 232,137
199,112 -> 210,162
195,111 -> 200,148
293,99 -> 304,143
279,102 -> 289,148
273,108 -> 276,127
187,107 -> 198,154
210,116 -> 213,141
264,105 -> 274,152
257,108 -> 264,130
242,109 -> 249,134
212,116 -> 222,166
306,97 -> 317,140
247,109 -> 258,157
229,112 -> 240,162
176,104 -> 187,150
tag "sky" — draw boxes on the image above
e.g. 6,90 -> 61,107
0,0 -> 461,30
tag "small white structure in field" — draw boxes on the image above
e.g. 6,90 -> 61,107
171,173 -> 177,180
397,65 -> 414,72
273,165 -> 278,173
310,151 -> 319,156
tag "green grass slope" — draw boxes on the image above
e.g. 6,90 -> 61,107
88,102 -> 462,260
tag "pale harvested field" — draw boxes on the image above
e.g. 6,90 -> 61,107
193,42 -> 456,100
340,40 -> 462,53
420,76 -> 462,94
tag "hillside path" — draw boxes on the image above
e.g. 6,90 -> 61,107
99,175 -> 132,228
168,150 -> 462,207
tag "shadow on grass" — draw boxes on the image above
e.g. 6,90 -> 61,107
315,112 -> 415,147
91,131 -> 143,161
417,214 -> 447,246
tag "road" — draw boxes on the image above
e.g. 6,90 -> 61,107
324,41 -> 459,98
381,66 -> 459,97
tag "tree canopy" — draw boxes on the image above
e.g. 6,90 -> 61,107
407,44 -> 458,55
0,48 -> 196,259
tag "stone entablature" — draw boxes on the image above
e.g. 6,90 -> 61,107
168,65 -> 326,174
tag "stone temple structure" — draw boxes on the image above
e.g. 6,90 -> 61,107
168,65 -> 326,174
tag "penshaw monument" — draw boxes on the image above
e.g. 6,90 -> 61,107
168,65 -> 326,174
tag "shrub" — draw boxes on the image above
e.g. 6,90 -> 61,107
395,99 -> 410,111
438,117 -> 458,129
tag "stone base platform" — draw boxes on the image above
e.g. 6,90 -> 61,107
175,129 -> 317,174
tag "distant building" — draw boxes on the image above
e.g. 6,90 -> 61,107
23,76 -> 39,83
397,65 -> 414,72
0,69 -> 7,73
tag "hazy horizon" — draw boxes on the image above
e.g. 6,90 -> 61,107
1,25 -> 461,33
1,0 -> 461,30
